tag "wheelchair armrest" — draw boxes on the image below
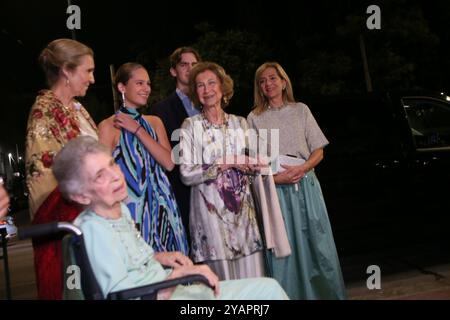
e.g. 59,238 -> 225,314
107,274 -> 213,300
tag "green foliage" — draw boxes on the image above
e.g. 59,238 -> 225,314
295,0 -> 440,96
140,2 -> 444,109
146,23 -> 273,116
297,52 -> 354,96
146,57 -> 173,110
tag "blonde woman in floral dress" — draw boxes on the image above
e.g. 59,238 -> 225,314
25,38 -> 97,299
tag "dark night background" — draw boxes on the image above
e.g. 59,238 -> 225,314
1,0 -> 450,278
2,0 -> 450,152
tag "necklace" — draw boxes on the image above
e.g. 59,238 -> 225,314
109,215 -> 151,273
201,112 -> 236,160
268,104 -> 284,110
202,108 -> 225,126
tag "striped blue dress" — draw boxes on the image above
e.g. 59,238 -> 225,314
113,107 -> 188,255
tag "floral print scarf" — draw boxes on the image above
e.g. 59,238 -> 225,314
25,89 -> 97,216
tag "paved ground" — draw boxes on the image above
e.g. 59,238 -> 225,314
0,238 -> 37,299
1,209 -> 37,300
1,209 -> 450,300
2,236 -> 450,300
346,263 -> 450,300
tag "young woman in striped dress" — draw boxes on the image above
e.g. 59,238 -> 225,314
98,62 -> 188,255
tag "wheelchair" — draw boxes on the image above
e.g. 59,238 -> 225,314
18,222 -> 212,300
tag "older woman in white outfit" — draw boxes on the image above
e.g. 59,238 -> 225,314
179,62 -> 267,281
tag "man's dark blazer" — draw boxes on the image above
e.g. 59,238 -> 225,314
149,91 -> 191,242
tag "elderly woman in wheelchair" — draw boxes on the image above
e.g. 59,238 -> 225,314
50,136 -> 288,300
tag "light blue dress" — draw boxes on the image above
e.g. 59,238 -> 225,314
73,203 -> 289,300
248,103 -> 347,300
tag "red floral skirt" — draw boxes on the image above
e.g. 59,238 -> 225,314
31,187 -> 81,300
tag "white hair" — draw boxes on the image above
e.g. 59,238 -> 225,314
52,136 -> 110,200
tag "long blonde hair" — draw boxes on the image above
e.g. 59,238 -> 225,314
252,62 -> 295,115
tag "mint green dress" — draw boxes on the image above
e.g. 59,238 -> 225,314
248,103 -> 347,300
72,203 -> 288,300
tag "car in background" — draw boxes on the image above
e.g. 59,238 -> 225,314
304,91 -> 450,258
0,216 -> 17,238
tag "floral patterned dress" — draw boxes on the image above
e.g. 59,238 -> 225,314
179,113 -> 265,280
25,90 -> 97,217
25,89 -> 98,300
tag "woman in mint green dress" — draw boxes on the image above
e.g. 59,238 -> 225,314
52,136 -> 288,300
247,62 -> 347,300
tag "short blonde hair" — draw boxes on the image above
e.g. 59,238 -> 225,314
188,62 -> 234,109
39,38 -> 94,87
252,62 -> 295,115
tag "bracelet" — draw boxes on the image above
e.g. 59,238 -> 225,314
134,125 -> 142,135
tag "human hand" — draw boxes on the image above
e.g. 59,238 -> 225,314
0,185 -> 10,218
234,155 -> 260,175
218,155 -> 267,175
168,264 -> 220,297
154,251 -> 194,269
113,112 -> 141,133
252,155 -> 270,174
274,164 -> 309,184
188,265 -> 220,297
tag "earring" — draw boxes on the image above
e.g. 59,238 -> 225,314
223,96 -> 229,105
121,91 -> 126,107
283,86 -> 286,91
66,78 -> 70,86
